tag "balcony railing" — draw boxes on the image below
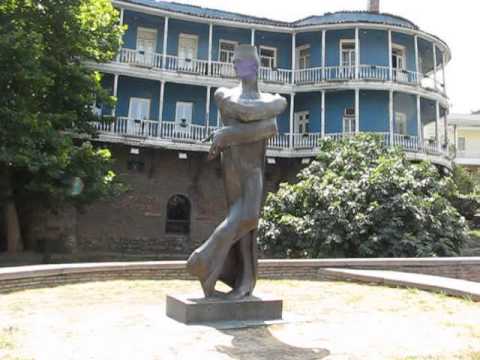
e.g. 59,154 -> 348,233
92,118 -> 450,160
113,49 -> 444,93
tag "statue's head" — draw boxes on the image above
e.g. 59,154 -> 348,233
233,44 -> 260,81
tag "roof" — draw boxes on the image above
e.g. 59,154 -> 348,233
448,114 -> 480,127
122,0 -> 419,29
124,0 -> 290,26
293,11 -> 418,29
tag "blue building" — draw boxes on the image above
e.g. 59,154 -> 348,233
52,0 -> 452,258
92,0 -> 451,168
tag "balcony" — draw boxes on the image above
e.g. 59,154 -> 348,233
112,48 -> 444,93
91,118 -> 451,164
454,151 -> 480,166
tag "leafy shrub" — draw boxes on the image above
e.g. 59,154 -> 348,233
258,134 -> 469,258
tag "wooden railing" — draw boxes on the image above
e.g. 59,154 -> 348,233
163,55 -> 209,75
114,49 -> 443,93
92,119 -> 450,159
294,67 -> 323,85
258,67 -> 292,84
210,61 -> 236,79
118,48 -> 162,69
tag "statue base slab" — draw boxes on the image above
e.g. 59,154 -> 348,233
166,293 -> 283,325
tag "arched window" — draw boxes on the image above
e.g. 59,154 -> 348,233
165,195 -> 191,234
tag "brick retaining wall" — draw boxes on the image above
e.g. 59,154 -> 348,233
0,258 -> 479,294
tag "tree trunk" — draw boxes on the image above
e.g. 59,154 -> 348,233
0,166 -> 23,254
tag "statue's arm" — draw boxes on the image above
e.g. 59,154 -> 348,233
214,88 -> 288,123
220,117 -> 278,146
207,118 -> 277,160
224,96 -> 287,123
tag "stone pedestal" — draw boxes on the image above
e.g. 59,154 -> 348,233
166,293 -> 283,324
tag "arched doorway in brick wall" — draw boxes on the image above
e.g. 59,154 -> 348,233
165,195 -> 191,235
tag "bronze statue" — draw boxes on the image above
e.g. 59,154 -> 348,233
186,45 -> 287,299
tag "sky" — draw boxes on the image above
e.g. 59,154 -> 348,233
170,0 -> 479,114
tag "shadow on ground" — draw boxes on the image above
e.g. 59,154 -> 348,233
215,326 -> 329,360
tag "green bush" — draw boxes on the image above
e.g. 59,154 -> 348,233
258,134 -> 469,258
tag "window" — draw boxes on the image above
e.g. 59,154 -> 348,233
259,46 -> 277,68
343,107 -> 355,134
178,34 -> 198,60
175,101 -> 193,131
136,27 -> 157,53
458,137 -> 466,151
395,112 -> 407,135
296,45 -> 310,69
294,111 -> 310,134
219,40 -> 237,63
340,40 -> 356,67
392,44 -> 406,70
136,27 -> 157,66
128,97 -> 150,121
166,195 -> 191,234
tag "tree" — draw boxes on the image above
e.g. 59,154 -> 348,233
0,0 -> 124,253
258,134 -> 469,259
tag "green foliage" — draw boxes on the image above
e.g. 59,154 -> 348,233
259,134 -> 469,258
0,0 -> 125,209
452,165 -> 480,195
449,166 -> 480,220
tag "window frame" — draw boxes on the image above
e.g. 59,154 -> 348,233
218,39 -> 238,63
458,137 -> 466,152
340,39 -> 356,67
296,44 -> 311,70
136,27 -> 158,52
128,97 -> 151,121
343,107 -> 356,134
392,43 -> 407,70
259,45 -> 277,68
294,111 -> 310,134
395,112 -> 408,135
178,33 -> 199,60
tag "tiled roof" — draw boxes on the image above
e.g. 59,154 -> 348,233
125,0 -> 290,26
293,11 -> 418,30
123,0 -> 419,30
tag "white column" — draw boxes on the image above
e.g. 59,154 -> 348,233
389,90 -> 394,145
416,95 -> 422,142
162,17 -> 169,69
355,27 -> 360,79
251,28 -> 255,46
435,100 -> 441,151
388,30 -> 393,81
454,125 -> 458,151
291,33 -> 296,84
321,90 -> 326,137
205,86 -> 211,130
208,23 -> 213,76
414,35 -> 420,85
159,81 -> 165,124
444,111 -> 448,148
321,30 -> 326,81
116,8 -> 125,62
432,43 -> 438,91
355,88 -> 360,133
442,52 -> 447,93
289,94 -> 295,149
112,74 -> 119,116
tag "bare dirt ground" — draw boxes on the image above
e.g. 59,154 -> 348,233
0,279 -> 479,360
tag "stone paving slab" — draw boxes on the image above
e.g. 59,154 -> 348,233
320,268 -> 480,301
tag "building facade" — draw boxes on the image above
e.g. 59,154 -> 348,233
2,0 -> 454,259
449,113 -> 480,169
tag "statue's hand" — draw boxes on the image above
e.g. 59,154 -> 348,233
207,129 -> 228,160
